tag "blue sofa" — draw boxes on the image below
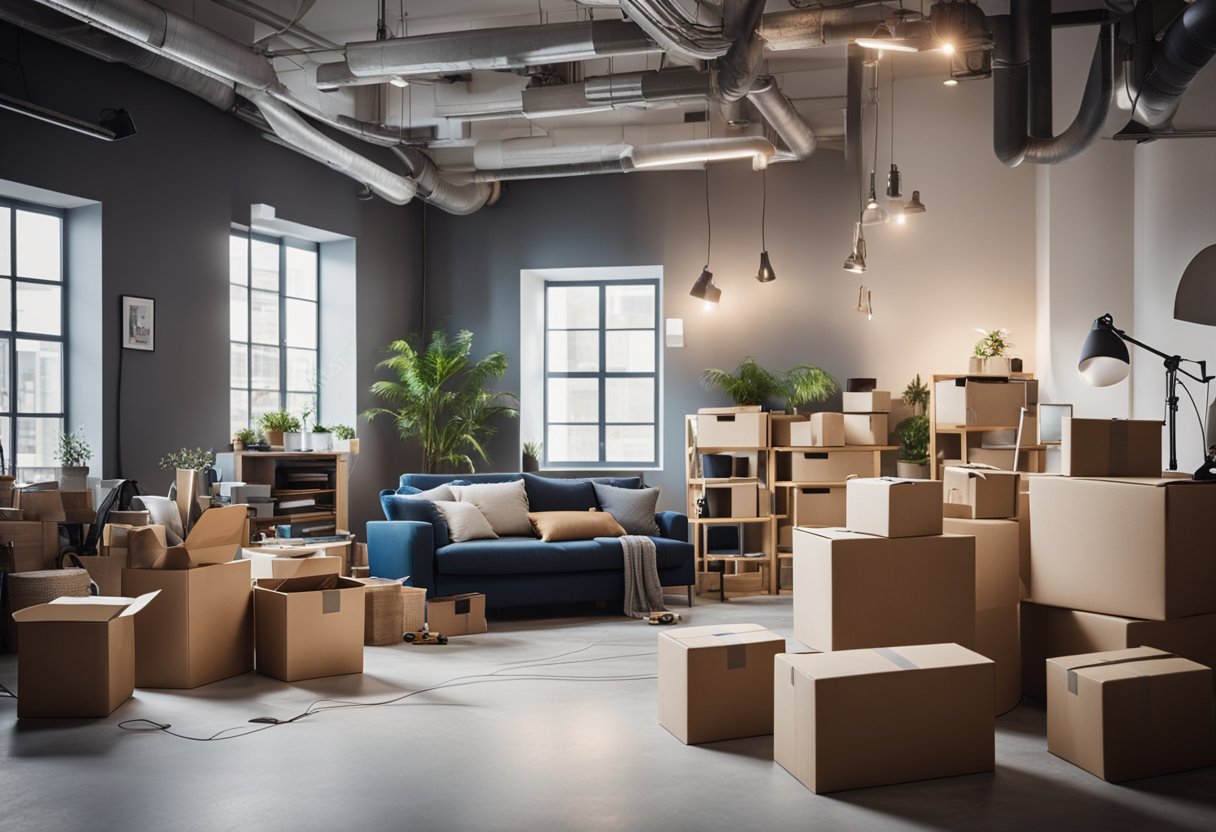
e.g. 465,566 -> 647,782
366,473 -> 695,610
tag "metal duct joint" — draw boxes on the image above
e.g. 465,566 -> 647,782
618,0 -> 731,61
1133,0 -> 1216,129
392,147 -> 498,215
714,0 -> 767,103
746,75 -> 816,160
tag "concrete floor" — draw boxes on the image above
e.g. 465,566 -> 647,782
2,595 -> 1214,831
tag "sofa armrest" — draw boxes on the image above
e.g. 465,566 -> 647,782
367,520 -> 436,591
655,511 -> 688,542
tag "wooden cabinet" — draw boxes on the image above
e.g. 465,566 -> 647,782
928,374 -> 1042,479
217,452 -> 350,545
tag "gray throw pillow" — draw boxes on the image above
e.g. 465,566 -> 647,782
403,484 -> 455,503
592,482 -> 660,536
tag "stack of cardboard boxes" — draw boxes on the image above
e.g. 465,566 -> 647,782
841,390 -> 890,446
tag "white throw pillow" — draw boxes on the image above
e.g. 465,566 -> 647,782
404,484 -> 455,502
431,501 -> 498,543
450,479 -> 533,536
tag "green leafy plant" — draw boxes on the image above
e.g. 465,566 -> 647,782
973,328 -> 1014,359
700,357 -> 837,412
234,427 -> 261,446
55,426 -> 92,467
159,447 -> 215,471
364,326 -> 518,473
895,375 -> 931,465
259,409 -> 301,433
522,440 -> 542,459
312,424 -> 330,434
331,425 -> 356,440
902,374 -> 930,417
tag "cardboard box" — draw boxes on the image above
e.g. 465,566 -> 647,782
788,450 -> 874,483
975,604 -> 1021,715
967,447 -> 1042,473
1046,647 -> 1216,782
658,623 -> 785,744
254,574 -> 366,681
1020,602 -> 1216,699
778,524 -> 793,551
76,553 -> 128,597
942,518 -> 1020,611
0,520 -> 60,572
842,390 -> 891,413
1015,491 -> 1030,600
942,465 -> 1019,520
843,413 -> 888,446
427,592 -> 487,635
935,378 -> 1026,427
12,592 -> 159,718
703,482 -> 758,519
790,486 -> 845,527
774,645 -> 995,793
122,558 -> 254,689
16,489 -> 65,522
788,413 -> 844,448
793,528 -> 975,651
103,523 -> 167,559
770,413 -> 808,447
1029,476 -> 1216,620
1061,418 -> 1163,477
845,478 -> 943,538
696,410 -> 768,449
127,504 -> 248,570
242,547 -> 341,580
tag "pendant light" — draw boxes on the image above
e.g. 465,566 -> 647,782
855,285 -> 873,319
903,190 -> 927,214
860,58 -> 888,226
886,55 -> 902,199
690,163 -> 722,305
756,168 -> 776,283
843,222 -> 867,273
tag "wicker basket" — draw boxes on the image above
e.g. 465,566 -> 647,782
357,578 -> 406,646
401,586 -> 426,633
4,568 -> 92,651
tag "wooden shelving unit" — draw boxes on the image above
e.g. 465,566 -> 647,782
216,451 -> 350,545
928,373 -> 1042,479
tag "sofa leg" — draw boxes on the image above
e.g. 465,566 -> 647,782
687,585 -> 695,608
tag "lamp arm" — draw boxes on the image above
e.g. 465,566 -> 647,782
1110,327 -> 1214,382
1110,328 -> 1173,362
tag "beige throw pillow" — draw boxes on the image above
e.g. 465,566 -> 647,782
431,501 -> 498,543
451,480 -> 533,536
528,511 -> 627,542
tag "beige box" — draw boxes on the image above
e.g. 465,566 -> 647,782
1029,476 -> 1216,620
1015,491 -> 1030,600
942,465 -> 1019,520
788,413 -> 845,448
242,547 -> 341,580
967,447 -> 1042,473
843,391 -> 891,413
102,523 -> 167,557
12,592 -> 159,718
1047,647 -> 1216,782
0,520 -> 61,572
1061,418 -> 1163,478
696,411 -> 768,449
254,574 -> 366,681
793,528 -> 975,651
778,524 -> 793,551
704,482 -> 758,519
942,518 -> 1020,611
843,413 -> 888,446
845,478 -> 943,538
427,592 -> 487,635
774,645 -> 995,794
122,559 -> 254,689
658,623 -> 785,744
1020,602 -> 1216,700
77,553 -> 128,597
791,487 -> 845,528
935,379 -> 1027,427
127,504 -> 247,570
770,413 -> 808,447
975,604 -> 1021,715
788,450 -> 874,483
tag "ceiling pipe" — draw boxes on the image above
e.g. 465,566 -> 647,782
522,66 -> 710,118
208,0 -> 338,51
746,75 -> 816,160
392,146 -> 498,215
714,0 -> 767,103
618,0 -> 731,61
1132,0 -> 1216,129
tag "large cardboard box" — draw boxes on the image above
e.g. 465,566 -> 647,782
696,410 -> 768,449
843,413 -> 888,446
942,465 -> 1019,520
845,478 -> 943,538
127,504 -> 248,570
788,450 -> 874,483
254,574 -> 366,681
77,553 -> 128,597
0,520 -> 60,572
427,592 -> 488,635
793,528 -> 975,651
12,592 -> 159,718
770,413 -> 808,447
842,390 -> 891,413
966,447 -> 1042,472
774,645 -> 995,793
703,482 -> 758,519
790,486 -> 845,527
1061,418 -> 1163,478
1020,602 -> 1216,700
788,413 -> 844,448
1029,476 -> 1216,620
658,622 -> 785,744
1046,647 -> 1216,782
942,518 -> 1020,611
242,547 -> 342,580
122,559 -> 254,689
975,604 -> 1021,715
935,378 -> 1027,427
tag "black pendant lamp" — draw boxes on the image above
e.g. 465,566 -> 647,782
756,168 -> 776,283
690,163 -> 722,304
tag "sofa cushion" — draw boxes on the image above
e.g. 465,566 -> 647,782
451,479 -> 533,536
435,535 -> 691,576
522,473 -> 598,512
528,510 -> 626,542
400,473 -> 521,492
381,490 -> 450,544
592,482 -> 660,536
589,476 -> 643,491
432,500 -> 498,542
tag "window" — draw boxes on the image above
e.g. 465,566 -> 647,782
0,200 -> 66,480
544,279 -> 659,467
230,231 -> 319,434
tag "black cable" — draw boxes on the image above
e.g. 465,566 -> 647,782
760,166 -> 767,250
1177,378 -> 1207,450
115,297 -> 125,478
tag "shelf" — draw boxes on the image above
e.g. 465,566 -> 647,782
251,511 -> 336,524
690,516 -> 774,525
234,451 -> 350,459
272,488 -> 336,497
693,445 -> 766,452
688,477 -> 760,486
704,554 -> 770,561
773,481 -> 848,488
772,445 -> 898,452
933,425 -> 1022,433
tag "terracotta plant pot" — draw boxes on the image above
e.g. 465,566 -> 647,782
265,429 -> 284,448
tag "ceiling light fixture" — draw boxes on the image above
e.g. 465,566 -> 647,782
691,162 -> 721,306
856,20 -> 920,53
856,285 -> 874,319
861,61 -> 888,226
756,168 -> 776,283
388,76 -> 410,88
0,95 -> 136,141
844,222 -> 867,273
886,55 -> 902,199
903,190 -> 927,214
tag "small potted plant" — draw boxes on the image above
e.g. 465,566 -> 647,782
311,423 -> 333,452
159,447 -> 216,531
522,440 -> 542,473
331,424 -> 359,454
55,426 -> 92,491
972,328 -> 1014,376
895,375 -> 931,479
259,409 -> 300,449
233,427 -> 260,452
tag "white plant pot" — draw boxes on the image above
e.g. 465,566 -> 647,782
981,356 -> 1011,376
284,432 -> 304,452
311,433 -> 332,452
58,466 -> 89,492
896,460 -> 930,480
333,438 -> 359,454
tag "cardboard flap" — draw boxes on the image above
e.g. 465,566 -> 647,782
787,643 -> 991,682
116,590 -> 161,618
256,574 -> 362,594
12,591 -> 159,623
793,526 -> 879,543
128,525 -> 170,569
664,622 -> 775,645
1048,645 -> 1172,673
180,504 -> 248,564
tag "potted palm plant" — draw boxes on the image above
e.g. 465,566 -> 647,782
895,375 -> 931,479
258,409 -> 300,449
55,427 -> 92,491
365,326 -> 518,473
700,357 -> 838,412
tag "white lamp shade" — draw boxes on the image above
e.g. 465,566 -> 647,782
1078,355 -> 1131,387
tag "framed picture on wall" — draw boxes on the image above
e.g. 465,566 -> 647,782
122,295 -> 155,351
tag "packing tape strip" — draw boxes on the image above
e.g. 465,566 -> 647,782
873,647 -> 919,671
322,589 -> 341,614
1109,420 -> 1129,475
1065,651 -> 1177,695
712,632 -> 748,670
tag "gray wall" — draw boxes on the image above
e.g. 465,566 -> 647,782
0,24 -> 423,537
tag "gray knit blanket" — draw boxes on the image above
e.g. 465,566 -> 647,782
621,535 -> 666,618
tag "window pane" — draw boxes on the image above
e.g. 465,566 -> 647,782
286,247 -> 317,299
17,283 -> 62,335
0,336 -> 9,411
605,330 -> 654,373
286,348 -> 316,393
0,278 -> 10,329
0,207 -> 9,276
548,377 -> 598,423
605,378 -> 653,423
0,418 -> 9,475
251,390 -> 279,422
230,389 -> 249,436
548,424 -> 598,463
546,286 -> 598,329
251,238 -> 279,291
285,298 -> 316,349
250,289 -> 279,344
229,234 -> 248,286
230,343 -> 248,388
230,285 -> 248,341
17,416 -> 62,474
17,339 -> 62,413
605,284 -> 655,329
15,211 -> 61,281
547,330 -> 598,373
606,425 -> 654,462
251,345 -> 280,390
286,392 -> 316,422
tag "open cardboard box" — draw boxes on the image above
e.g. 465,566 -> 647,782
242,546 -> 341,580
254,573 -> 366,681
127,504 -> 247,570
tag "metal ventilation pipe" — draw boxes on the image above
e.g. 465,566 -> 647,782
714,0 -> 767,103
1133,0 -> 1216,129
208,0 -> 338,51
392,147 -> 499,215
746,75 -> 816,160
618,0 -> 731,61
521,66 -> 711,118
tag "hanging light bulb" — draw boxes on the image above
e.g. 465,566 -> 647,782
903,190 -> 927,215
886,163 -> 902,198
756,251 -> 776,283
855,21 -> 918,53
861,172 -> 889,225
843,222 -> 867,273
855,285 -> 874,319
690,267 -> 721,304
890,198 -> 907,225
756,168 -> 776,283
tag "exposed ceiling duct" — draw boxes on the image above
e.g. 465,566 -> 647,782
208,0 -> 338,51
746,75 -> 817,160
522,66 -> 710,118
391,146 -> 499,216
714,0 -> 767,103
1130,0 -> 1216,129
618,0 -> 731,61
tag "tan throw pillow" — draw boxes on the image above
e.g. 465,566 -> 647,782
528,511 -> 627,543
432,501 -> 498,543
450,480 -> 532,536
